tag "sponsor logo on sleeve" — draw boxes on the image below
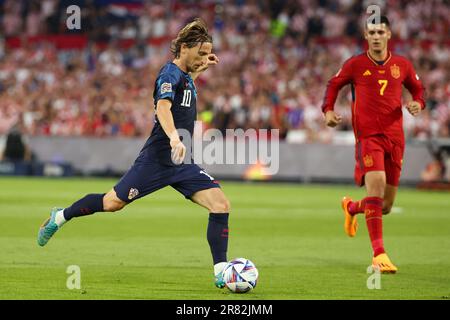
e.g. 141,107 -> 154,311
161,82 -> 172,94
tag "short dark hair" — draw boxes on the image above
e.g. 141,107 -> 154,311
366,15 -> 390,28
170,18 -> 212,58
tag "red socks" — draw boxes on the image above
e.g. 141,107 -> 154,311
348,196 -> 385,257
348,199 -> 365,216
364,197 -> 385,257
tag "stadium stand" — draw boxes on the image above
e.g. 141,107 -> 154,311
0,0 -> 448,142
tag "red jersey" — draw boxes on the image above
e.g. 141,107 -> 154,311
322,51 -> 425,145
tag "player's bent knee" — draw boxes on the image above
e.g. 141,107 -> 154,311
224,198 -> 231,212
211,198 -> 231,213
365,173 -> 386,197
367,181 -> 386,198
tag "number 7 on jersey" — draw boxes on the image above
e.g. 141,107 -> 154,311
378,79 -> 388,96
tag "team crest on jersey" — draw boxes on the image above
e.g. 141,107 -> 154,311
363,154 -> 374,168
128,188 -> 139,200
390,64 -> 400,79
160,82 -> 172,94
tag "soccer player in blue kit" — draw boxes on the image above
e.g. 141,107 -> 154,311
37,19 -> 230,288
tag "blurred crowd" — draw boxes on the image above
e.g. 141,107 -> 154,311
0,0 -> 449,142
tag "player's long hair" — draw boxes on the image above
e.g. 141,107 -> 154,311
170,18 -> 212,58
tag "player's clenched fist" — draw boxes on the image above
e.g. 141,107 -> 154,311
325,110 -> 342,127
406,101 -> 422,117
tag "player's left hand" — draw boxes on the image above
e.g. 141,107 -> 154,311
406,101 -> 422,116
196,54 -> 219,73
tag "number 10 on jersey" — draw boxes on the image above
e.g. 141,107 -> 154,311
181,90 -> 192,107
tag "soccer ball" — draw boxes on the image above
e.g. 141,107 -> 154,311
222,258 -> 258,293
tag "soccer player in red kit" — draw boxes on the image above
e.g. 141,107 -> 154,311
321,16 -> 425,273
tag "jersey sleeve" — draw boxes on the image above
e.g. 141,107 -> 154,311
155,70 -> 180,103
403,60 -> 426,109
321,57 -> 354,113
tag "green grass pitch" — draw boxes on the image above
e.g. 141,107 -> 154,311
0,177 -> 449,300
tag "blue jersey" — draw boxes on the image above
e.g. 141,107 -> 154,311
137,62 -> 197,166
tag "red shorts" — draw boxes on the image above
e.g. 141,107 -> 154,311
354,135 -> 405,187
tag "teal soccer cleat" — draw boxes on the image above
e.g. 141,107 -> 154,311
214,271 -> 226,289
37,208 -> 63,246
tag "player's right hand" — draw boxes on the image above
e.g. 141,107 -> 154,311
325,111 -> 342,128
170,139 -> 186,165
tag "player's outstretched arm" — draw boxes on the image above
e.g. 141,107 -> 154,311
190,53 -> 219,80
156,99 -> 186,164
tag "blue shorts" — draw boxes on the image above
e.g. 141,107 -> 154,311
114,162 -> 220,203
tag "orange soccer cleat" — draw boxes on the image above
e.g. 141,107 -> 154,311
372,253 -> 398,274
341,196 -> 358,237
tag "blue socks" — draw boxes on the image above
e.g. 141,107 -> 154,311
207,213 -> 229,264
63,193 -> 105,221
